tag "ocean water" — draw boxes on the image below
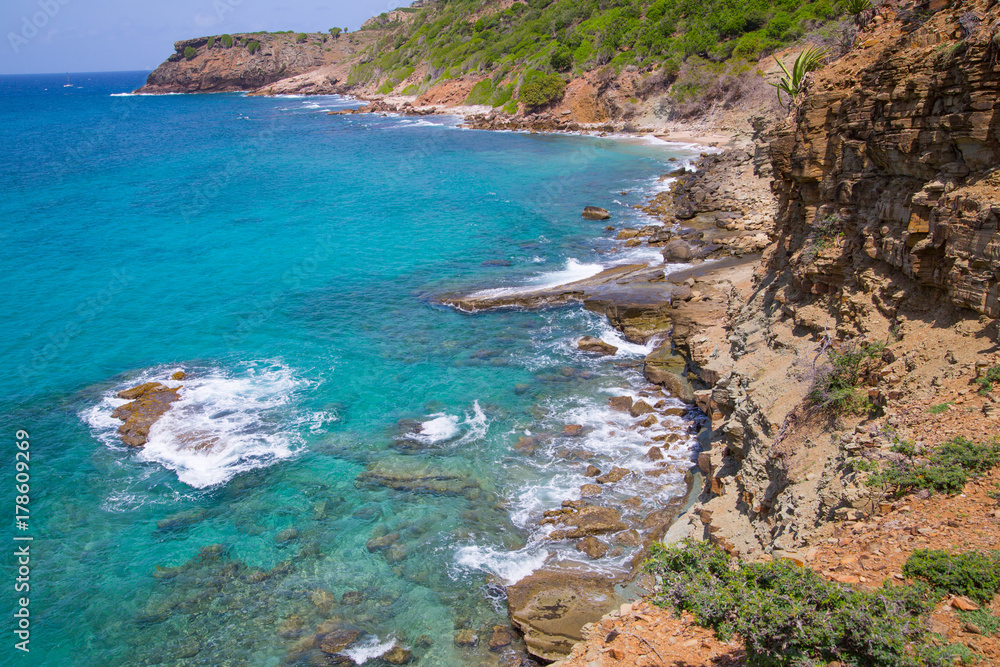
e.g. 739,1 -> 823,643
1,71 -> 702,666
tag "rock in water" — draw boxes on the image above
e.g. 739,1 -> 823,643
507,564 -> 623,661
576,336 -> 618,356
581,206 -> 611,220
575,536 -> 609,559
111,382 -> 182,447
384,645 -> 411,664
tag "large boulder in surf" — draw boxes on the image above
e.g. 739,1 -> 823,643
581,206 -> 611,220
506,562 -> 624,661
111,382 -> 182,447
576,336 -> 617,356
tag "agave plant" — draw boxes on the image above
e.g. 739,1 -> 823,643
770,46 -> 827,108
842,0 -> 872,14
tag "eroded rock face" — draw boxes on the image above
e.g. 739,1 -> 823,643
643,343 -> 695,402
111,382 -> 182,447
768,1 -> 1000,317
506,564 -> 623,661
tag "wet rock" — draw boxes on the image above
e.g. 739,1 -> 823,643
608,396 -> 633,412
318,627 -> 360,654
384,645 -> 411,664
629,400 -> 655,417
507,564 -> 623,661
583,465 -> 602,477
563,424 -> 584,437
638,414 -> 658,427
646,446 -> 664,461
513,383 -> 531,396
575,536 -> 609,559
489,625 -> 516,651
582,206 -> 611,220
577,336 -> 618,356
454,629 -> 478,647
550,505 -> 627,537
171,371 -> 187,380
596,467 -> 631,484
614,529 -> 641,547
514,436 -> 541,454
580,484 -> 602,498
111,382 -> 182,447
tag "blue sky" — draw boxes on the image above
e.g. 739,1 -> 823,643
1,0 -> 411,74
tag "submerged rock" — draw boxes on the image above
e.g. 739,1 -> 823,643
454,629 -> 478,647
111,381 -> 181,447
357,460 -> 479,497
581,206 -> 611,220
595,467 -> 631,484
488,625 -> 516,652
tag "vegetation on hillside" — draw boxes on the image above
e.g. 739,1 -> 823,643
349,0 -> 849,110
645,540 -> 978,666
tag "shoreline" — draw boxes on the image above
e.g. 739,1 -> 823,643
428,113 -> 770,661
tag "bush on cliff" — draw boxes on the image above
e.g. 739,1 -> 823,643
645,540 -> 970,667
296,32 -> 308,43
862,436 -> 1000,498
220,33 -> 233,48
809,339 -> 885,415
519,71 -> 565,109
247,40 -> 261,55
184,46 -> 197,60
903,549 -> 1000,604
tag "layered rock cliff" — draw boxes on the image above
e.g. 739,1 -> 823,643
135,33 -> 356,94
667,0 -> 1000,557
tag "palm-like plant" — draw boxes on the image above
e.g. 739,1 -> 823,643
770,46 -> 827,108
842,0 -> 872,14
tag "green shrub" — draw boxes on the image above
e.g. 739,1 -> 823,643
220,33 -> 233,48
977,365 -> 1000,394
809,340 -> 885,415
184,45 -> 197,60
247,40 -> 261,55
465,78 -> 495,105
329,27 -> 342,38
207,36 -> 215,49
903,550 -> 1000,603
866,436 -> 1000,497
927,402 -> 952,414
550,47 -> 573,71
519,71 -> 565,108
296,32 -> 308,43
957,609 -> 1000,636
645,540 -> 965,667
771,45 -> 827,107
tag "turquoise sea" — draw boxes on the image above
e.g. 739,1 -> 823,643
1,71 -> 701,666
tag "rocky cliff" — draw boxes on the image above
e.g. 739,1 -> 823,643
135,33 -> 356,94
666,0 -> 1000,558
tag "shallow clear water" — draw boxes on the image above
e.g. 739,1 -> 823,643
1,71 -> 701,666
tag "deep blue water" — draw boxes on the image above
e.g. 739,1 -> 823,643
0,71 -> 701,666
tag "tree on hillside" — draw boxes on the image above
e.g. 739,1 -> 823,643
329,27 -> 342,39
